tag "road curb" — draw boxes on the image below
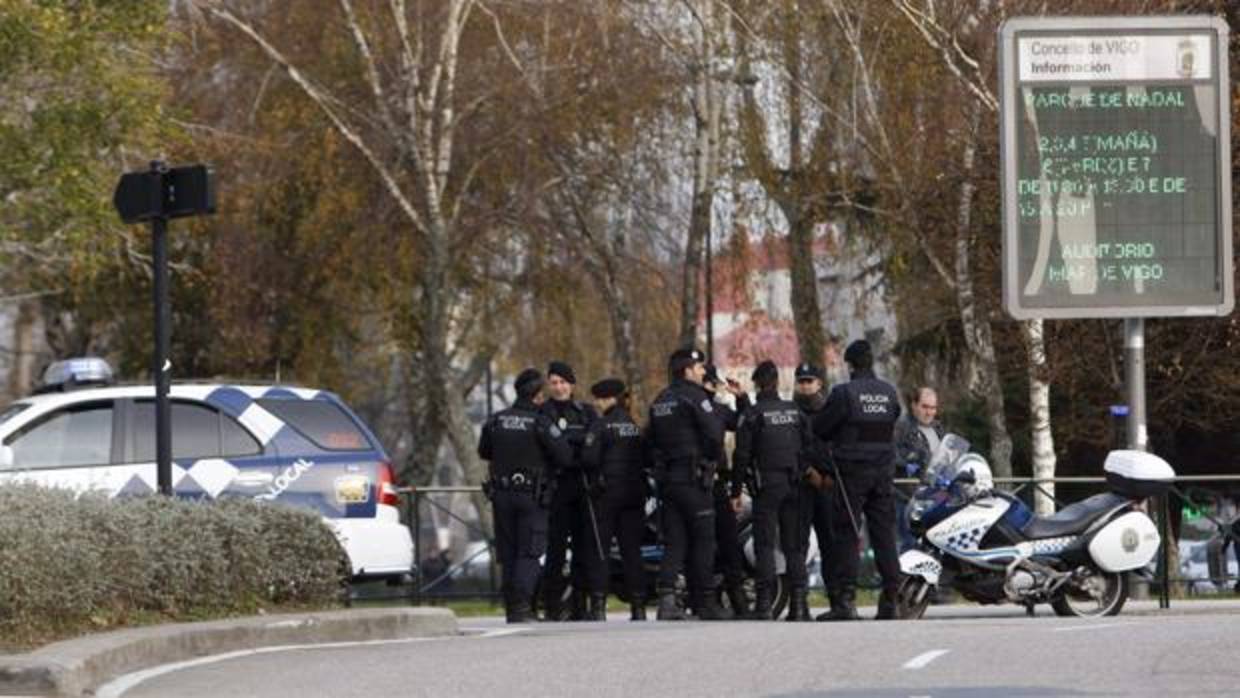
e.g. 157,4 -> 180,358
0,607 -> 457,697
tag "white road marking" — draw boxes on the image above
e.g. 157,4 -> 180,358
1052,622 -> 1138,633
902,649 -> 950,670
95,628 -> 528,698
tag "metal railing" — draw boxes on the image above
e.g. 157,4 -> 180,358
385,475 -> 1240,609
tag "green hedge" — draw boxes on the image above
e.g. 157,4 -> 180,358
0,484 -> 347,648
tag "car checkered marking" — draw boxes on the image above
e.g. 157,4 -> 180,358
239,402 -> 283,445
206,387 -> 254,416
182,459 -> 240,498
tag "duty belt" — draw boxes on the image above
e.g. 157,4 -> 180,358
492,471 -> 537,491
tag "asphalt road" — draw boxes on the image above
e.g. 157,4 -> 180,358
111,600 -> 1240,698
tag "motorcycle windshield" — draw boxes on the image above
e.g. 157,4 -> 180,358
925,433 -> 971,484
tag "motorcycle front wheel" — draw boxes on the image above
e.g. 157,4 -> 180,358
895,575 -> 932,620
1051,567 -> 1128,618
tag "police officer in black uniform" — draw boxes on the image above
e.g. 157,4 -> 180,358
792,362 -> 837,621
702,364 -> 751,618
733,360 -> 813,621
540,361 -> 600,621
813,340 -> 903,621
647,348 -> 731,621
477,368 -> 572,623
581,378 -> 648,621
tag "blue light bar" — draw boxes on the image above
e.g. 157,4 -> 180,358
40,357 -> 115,391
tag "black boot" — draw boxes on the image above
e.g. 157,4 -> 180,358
656,591 -> 684,621
588,593 -> 608,621
695,593 -> 734,621
726,583 -> 751,620
750,587 -> 773,620
875,588 -> 898,620
569,591 -> 587,621
630,601 -> 647,621
786,587 -> 811,622
817,588 -> 860,621
541,591 -> 563,622
506,599 -> 533,624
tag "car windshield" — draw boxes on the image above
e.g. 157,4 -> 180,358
0,402 -> 30,427
925,433 -> 971,483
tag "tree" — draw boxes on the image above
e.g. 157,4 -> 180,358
0,0 -> 174,396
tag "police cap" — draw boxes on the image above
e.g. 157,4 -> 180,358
590,378 -> 627,399
547,360 -> 577,384
795,362 -> 825,381
751,360 -> 778,388
668,347 -> 706,376
514,368 -> 544,397
844,340 -> 874,370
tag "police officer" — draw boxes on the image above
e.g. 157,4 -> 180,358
540,361 -> 600,621
646,348 -> 731,621
581,378 -> 648,621
477,368 -> 572,623
733,360 -> 812,621
702,364 -> 751,618
812,340 -> 903,621
792,362 -> 837,621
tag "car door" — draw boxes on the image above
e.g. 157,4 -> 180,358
0,400 -> 122,492
119,398 -> 270,499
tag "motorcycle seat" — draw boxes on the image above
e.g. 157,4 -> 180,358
1020,492 -> 1129,539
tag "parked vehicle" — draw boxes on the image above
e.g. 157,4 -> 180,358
0,358 -> 413,581
897,434 -> 1171,619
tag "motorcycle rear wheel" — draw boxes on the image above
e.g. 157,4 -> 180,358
1051,567 -> 1128,618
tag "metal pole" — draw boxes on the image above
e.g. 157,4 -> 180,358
705,220 -> 714,359
412,489 -> 423,606
151,161 -> 173,497
1123,318 -> 1146,451
1160,493 -> 1172,610
485,360 -> 493,419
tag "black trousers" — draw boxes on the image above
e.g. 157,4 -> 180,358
800,482 -> 834,590
712,481 -> 745,590
589,479 -> 647,601
544,473 -> 604,602
657,479 -> 716,598
827,466 -> 901,596
493,489 -> 548,606
753,471 -> 808,594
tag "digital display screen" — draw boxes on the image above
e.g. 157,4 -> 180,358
1001,21 -> 1232,319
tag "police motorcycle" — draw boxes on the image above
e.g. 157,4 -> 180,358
897,434 -> 1172,619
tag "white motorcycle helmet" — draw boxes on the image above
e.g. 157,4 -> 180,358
952,452 -> 994,499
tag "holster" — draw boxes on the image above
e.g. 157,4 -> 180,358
695,460 -> 717,491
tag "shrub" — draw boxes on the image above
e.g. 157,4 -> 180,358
0,484 -> 347,648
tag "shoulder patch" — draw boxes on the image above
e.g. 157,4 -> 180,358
700,399 -> 713,413
549,425 -> 563,439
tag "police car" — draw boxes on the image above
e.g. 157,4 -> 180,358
0,358 -> 413,580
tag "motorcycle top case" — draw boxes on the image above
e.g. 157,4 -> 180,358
1103,450 -> 1174,498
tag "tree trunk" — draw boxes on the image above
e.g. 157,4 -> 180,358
599,245 -> 644,406
786,207 -> 826,366
7,300 -> 38,401
954,103 -> 1012,478
679,138 -> 712,349
1024,318 -> 1056,514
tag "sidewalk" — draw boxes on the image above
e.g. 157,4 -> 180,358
0,607 -> 456,697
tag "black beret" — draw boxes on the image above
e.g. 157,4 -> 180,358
590,378 -> 627,399
547,360 -> 576,384
795,362 -> 824,381
751,360 -> 778,385
514,368 -> 544,395
844,340 -> 874,369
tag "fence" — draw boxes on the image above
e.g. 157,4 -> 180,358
383,475 -> 1240,608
